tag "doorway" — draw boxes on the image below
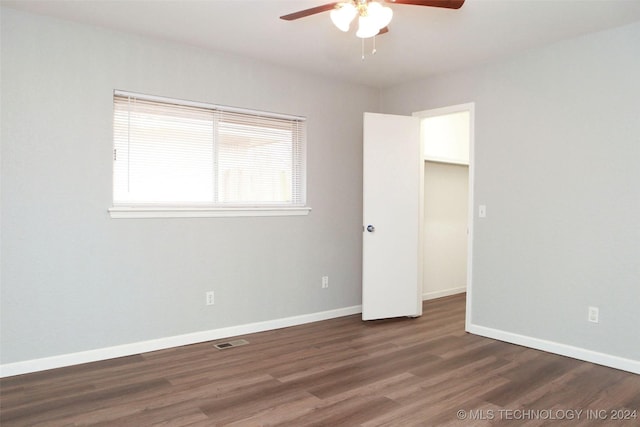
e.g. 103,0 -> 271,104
413,104 -> 474,318
361,106 -> 473,322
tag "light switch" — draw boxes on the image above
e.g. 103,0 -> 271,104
479,205 -> 487,218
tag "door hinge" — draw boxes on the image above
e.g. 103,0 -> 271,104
113,149 -> 117,161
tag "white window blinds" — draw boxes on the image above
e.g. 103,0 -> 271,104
113,92 -> 306,208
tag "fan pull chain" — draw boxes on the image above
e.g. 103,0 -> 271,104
361,37 -> 378,61
360,34 -> 380,61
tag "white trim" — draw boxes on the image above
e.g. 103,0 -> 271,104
418,117 -> 425,317
422,287 -> 466,301
6,307 -> 637,377
467,323 -> 640,375
465,103 -> 475,332
109,206 -> 312,219
0,305 -> 361,378
413,103 -> 475,119
424,156 -> 469,166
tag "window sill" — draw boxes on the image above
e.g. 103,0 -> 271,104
108,206 -> 312,219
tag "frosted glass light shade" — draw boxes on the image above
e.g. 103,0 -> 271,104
356,15 -> 380,38
356,2 -> 393,39
375,4 -> 393,28
330,3 -> 357,32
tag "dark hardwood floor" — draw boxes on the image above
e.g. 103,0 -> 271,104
1,294 -> 638,426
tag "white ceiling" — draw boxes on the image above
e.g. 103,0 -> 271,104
3,0 -> 640,88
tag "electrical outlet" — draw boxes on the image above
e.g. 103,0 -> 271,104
588,306 -> 599,323
321,276 -> 329,289
206,291 -> 215,306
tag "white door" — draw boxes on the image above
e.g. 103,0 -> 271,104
362,112 -> 423,320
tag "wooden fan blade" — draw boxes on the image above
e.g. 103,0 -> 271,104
280,3 -> 339,21
384,0 -> 465,9
378,26 -> 389,35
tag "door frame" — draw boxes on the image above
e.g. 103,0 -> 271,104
412,103 -> 475,332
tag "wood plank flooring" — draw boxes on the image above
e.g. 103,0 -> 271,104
1,294 -> 638,426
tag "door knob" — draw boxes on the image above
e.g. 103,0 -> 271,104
366,225 -> 375,232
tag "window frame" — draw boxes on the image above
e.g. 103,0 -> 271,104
109,90 -> 310,218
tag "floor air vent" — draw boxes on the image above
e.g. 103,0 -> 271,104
213,339 -> 249,350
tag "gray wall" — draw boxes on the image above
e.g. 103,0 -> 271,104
382,22 -> 640,361
3,6 -> 639,369
0,8 -> 378,364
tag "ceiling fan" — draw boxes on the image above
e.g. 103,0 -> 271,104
280,0 -> 465,39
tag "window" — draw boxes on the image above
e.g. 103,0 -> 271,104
110,91 -> 308,218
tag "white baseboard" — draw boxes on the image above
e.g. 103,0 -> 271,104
6,306 -> 636,378
467,323 -> 640,375
422,287 -> 466,301
0,305 -> 362,378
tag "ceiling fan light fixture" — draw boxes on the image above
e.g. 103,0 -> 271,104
330,2 -> 357,32
280,0 -> 464,57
